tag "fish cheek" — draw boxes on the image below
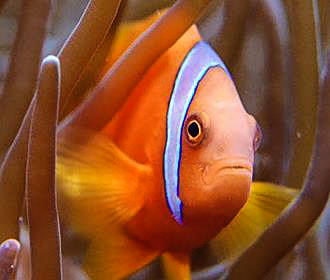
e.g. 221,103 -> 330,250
179,139 -> 251,225
179,116 -> 215,207
179,142 -> 209,218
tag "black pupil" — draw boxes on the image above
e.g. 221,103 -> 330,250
188,122 -> 200,138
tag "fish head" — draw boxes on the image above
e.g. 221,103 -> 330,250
179,67 -> 262,226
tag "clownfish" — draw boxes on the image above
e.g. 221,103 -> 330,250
57,25 -> 297,280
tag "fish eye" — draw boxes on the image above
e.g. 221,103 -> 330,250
188,120 -> 201,137
253,122 -> 263,151
185,115 -> 205,146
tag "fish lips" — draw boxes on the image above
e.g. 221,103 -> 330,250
202,159 -> 253,184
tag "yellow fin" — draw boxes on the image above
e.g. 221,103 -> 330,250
56,127 -> 151,237
84,229 -> 159,280
162,252 -> 191,280
209,182 -> 298,262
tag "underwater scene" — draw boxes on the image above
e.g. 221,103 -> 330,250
0,0 -> 329,279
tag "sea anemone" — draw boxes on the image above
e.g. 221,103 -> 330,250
0,1 -> 329,279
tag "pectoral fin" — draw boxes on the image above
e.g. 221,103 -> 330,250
162,252 -> 191,280
84,230 -> 159,280
56,127 -> 151,237
210,182 -> 298,261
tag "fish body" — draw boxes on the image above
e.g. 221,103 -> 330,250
102,25 -> 253,251
57,25 -> 296,279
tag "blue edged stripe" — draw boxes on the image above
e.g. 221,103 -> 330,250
163,41 -> 231,224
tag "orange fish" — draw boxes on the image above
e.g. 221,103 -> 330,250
57,25 -> 297,280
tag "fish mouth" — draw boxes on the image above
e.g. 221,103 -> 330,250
201,159 -> 253,185
217,164 -> 252,175
209,159 -> 253,182
215,159 -> 252,175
